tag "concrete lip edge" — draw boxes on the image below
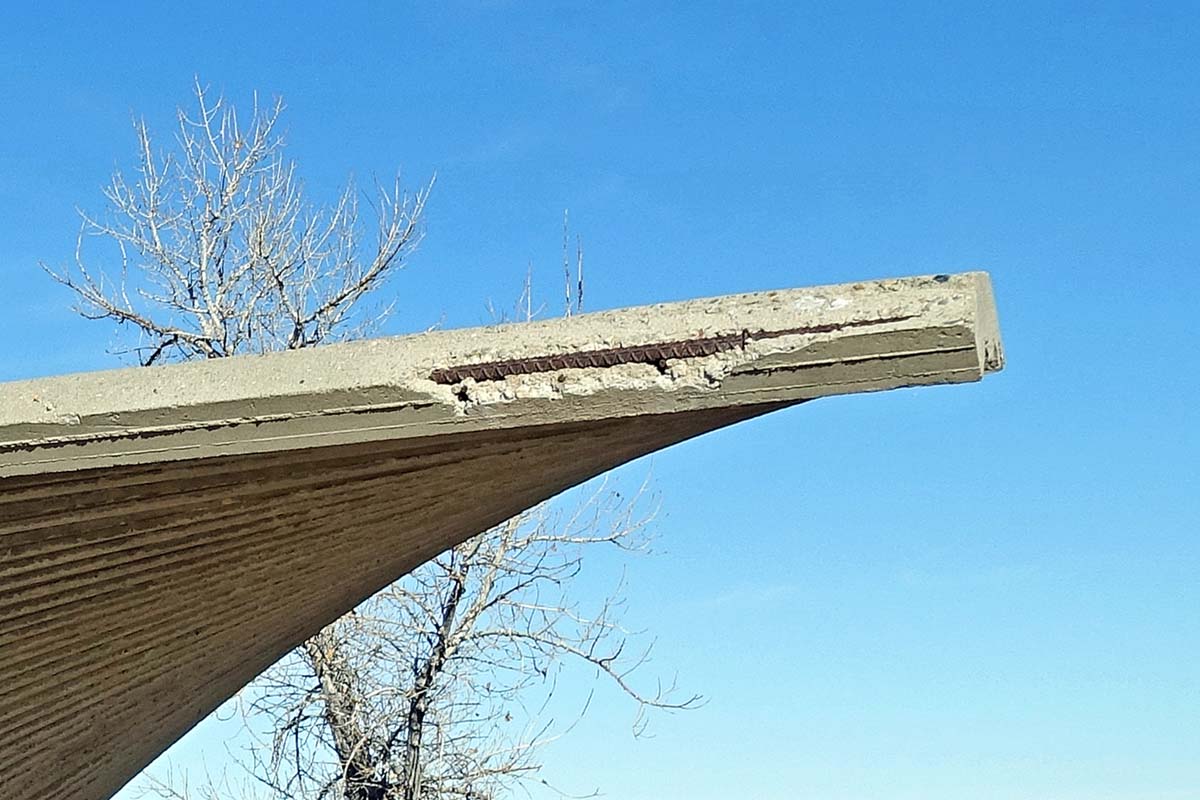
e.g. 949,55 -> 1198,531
0,271 -> 1004,476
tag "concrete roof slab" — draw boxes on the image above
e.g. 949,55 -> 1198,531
0,272 -> 1002,799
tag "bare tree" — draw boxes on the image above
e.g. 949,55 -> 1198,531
240,483 -> 692,800
44,78 -> 431,364
46,83 -> 696,800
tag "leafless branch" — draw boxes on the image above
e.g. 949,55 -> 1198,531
242,478 -> 682,800
43,80 -> 432,363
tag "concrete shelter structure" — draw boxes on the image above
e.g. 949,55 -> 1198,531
0,272 -> 1003,800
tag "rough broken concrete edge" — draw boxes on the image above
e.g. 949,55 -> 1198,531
971,272 -> 1005,373
0,272 -> 1003,476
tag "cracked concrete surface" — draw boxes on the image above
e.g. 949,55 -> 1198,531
0,272 -> 1002,800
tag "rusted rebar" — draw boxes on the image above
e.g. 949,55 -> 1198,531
429,314 -> 916,384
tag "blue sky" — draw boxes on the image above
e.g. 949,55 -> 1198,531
2,3 -> 1198,799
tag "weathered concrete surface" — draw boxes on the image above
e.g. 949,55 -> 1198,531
0,272 -> 1002,799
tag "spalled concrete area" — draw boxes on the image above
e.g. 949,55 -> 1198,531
0,272 -> 1002,799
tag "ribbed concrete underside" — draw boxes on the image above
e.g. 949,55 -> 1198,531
1,404 -> 777,799
0,272 -> 1003,800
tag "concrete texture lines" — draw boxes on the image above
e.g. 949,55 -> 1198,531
0,273 -> 1003,800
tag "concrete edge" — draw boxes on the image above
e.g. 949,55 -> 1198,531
0,271 -> 1004,476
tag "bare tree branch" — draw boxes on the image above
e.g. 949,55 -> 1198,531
244,478 -> 688,800
43,80 -> 432,364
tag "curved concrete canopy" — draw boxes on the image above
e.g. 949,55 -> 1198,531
0,273 -> 1002,799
